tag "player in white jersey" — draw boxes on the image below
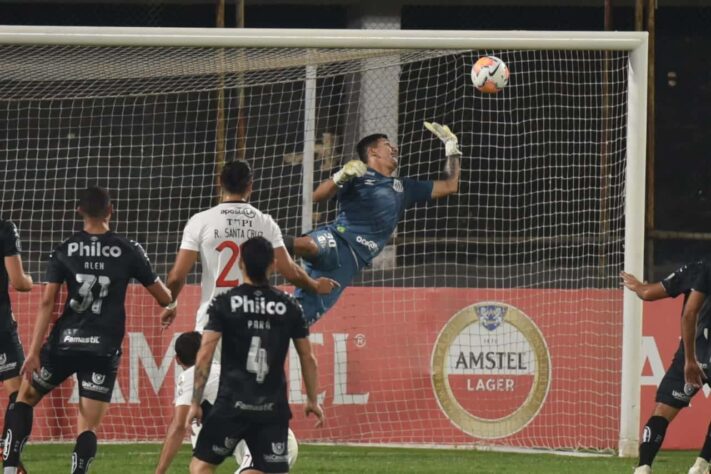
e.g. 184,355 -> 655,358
156,332 -> 221,473
160,160 -> 337,331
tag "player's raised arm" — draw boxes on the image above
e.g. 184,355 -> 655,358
313,160 -> 367,203
425,122 -> 461,199
620,271 -> 668,301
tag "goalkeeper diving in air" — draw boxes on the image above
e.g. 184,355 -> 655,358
290,122 -> 461,325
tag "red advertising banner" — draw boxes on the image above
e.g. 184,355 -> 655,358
0,285 -> 701,450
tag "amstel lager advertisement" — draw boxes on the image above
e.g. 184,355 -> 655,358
431,302 -> 551,439
0,285 -> 707,449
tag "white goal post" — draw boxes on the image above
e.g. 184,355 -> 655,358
0,26 -> 647,456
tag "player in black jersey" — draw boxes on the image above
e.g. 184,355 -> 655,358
186,236 -> 323,474
622,264 -> 711,474
0,220 -> 33,472
2,187 -> 172,474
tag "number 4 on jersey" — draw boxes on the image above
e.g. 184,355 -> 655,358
247,336 -> 269,383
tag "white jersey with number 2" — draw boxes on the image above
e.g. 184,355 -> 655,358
180,201 -> 285,331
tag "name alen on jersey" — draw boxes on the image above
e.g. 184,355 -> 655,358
67,241 -> 122,258
230,294 -> 288,316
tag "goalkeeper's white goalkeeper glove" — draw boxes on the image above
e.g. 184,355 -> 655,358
424,121 -> 462,158
332,160 -> 367,186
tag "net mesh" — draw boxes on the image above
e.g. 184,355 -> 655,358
0,41 -> 629,451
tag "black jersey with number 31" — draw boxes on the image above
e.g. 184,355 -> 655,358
205,283 -> 308,422
45,231 -> 158,356
0,220 -> 22,332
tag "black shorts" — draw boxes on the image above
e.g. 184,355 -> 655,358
656,345 -> 711,409
193,407 -> 289,473
0,323 -> 24,381
31,346 -> 121,403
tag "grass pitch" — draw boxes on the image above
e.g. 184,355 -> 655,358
20,443 -> 698,473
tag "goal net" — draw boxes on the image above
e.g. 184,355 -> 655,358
0,27 -> 646,454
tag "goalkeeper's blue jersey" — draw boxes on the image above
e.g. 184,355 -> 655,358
333,168 -> 433,264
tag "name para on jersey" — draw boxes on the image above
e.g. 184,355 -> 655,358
230,294 -> 287,316
67,241 -> 122,258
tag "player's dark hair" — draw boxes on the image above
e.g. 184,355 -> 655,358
240,236 -> 274,285
174,331 -> 201,367
356,133 -> 388,163
220,160 -> 253,195
78,186 -> 111,218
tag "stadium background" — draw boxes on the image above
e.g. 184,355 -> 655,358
0,0 -> 709,457
0,0 -> 708,281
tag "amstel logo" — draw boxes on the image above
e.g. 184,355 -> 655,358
431,301 -> 551,439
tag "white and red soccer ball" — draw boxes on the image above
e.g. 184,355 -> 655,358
471,56 -> 509,94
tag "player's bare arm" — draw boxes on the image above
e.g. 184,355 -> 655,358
5,255 -> 33,292
426,121 -> 462,199
160,249 -> 198,326
155,404 -> 190,474
186,330 -> 220,431
274,246 -> 338,295
294,336 -> 324,427
21,282 -> 62,378
620,271 -> 669,301
681,290 -> 706,389
146,279 -> 173,308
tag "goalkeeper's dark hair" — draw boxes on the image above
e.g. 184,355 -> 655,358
356,133 -> 388,163
78,186 -> 111,218
221,160 -> 253,195
240,236 -> 274,285
174,331 -> 201,367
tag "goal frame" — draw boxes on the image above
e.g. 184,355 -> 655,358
0,25 -> 648,457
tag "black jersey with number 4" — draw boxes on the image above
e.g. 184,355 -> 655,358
0,220 -> 22,332
45,231 -> 158,356
205,283 -> 308,422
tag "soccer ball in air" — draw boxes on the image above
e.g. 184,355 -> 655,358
471,56 -> 509,94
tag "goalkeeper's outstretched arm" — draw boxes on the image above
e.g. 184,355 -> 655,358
313,160 -> 368,203
425,121 -> 461,199
432,154 -> 460,199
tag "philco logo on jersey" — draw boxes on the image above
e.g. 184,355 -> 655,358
231,295 -> 287,316
431,301 -> 551,439
68,241 -> 122,258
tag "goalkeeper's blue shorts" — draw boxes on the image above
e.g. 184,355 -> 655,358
295,226 -> 364,326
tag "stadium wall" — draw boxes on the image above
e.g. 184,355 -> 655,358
0,285 -> 697,449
